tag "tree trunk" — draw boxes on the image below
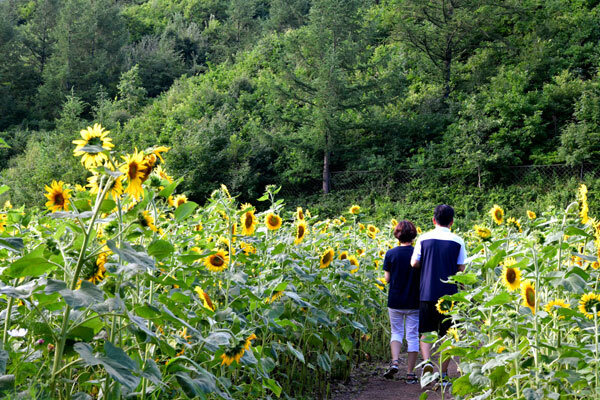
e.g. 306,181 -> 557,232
323,150 -> 331,194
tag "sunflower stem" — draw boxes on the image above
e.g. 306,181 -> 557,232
50,176 -> 113,396
594,307 -> 599,395
2,294 -> 14,348
531,246 -> 540,387
514,301 -> 521,398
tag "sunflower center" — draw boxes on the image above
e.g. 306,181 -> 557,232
298,225 -> 305,238
322,253 -> 331,264
525,287 -> 535,307
269,215 -> 278,226
212,255 -> 224,267
245,213 -> 253,229
88,137 -> 102,147
298,210 -> 304,219
54,193 -> 65,206
506,268 -> 516,283
128,162 -> 138,179
340,253 -> 347,260
495,210 -> 502,219
585,299 -> 600,313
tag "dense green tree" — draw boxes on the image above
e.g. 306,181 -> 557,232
277,0 -> 405,193
38,0 -> 128,119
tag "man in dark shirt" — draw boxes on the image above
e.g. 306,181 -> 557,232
411,205 -> 466,386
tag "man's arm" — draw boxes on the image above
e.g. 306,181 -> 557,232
411,239 -> 421,268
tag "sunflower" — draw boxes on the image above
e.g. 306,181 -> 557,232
416,226 -> 422,235
490,205 -> 504,225
204,249 -> 229,272
358,223 -> 366,231
435,298 -> 455,315
173,194 -> 188,208
151,145 -> 170,162
121,149 -> 147,200
356,248 -> 365,256
244,333 -> 257,351
140,153 -> 158,182
578,184 -> 589,224
379,249 -> 386,258
527,210 -> 536,220
338,251 -> 349,260
87,252 -> 108,284
319,248 -> 335,269
506,217 -> 522,233
294,221 -> 308,245
521,280 -> 536,314
72,124 -> 114,169
544,299 -> 570,319
240,241 -> 256,255
366,224 -> 379,239
447,327 -> 459,342
390,218 -> 398,229
473,225 -> 491,240
501,259 -> 521,291
0,214 -> 7,233
220,184 -> 231,199
87,174 -> 124,200
579,292 -> 600,319
44,180 -> 71,212
194,287 -> 215,311
154,165 -> 173,184
265,213 -> 282,230
375,277 -> 386,290
264,291 -> 285,304
139,210 -> 158,232
220,344 -> 245,366
241,207 -> 257,236
349,205 -> 360,214
296,207 -> 305,221
348,255 -> 359,273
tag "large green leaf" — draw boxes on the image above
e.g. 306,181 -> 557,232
174,201 -> 198,222
175,371 -> 218,397
263,378 -> 282,397
158,177 -> 184,199
148,239 -> 174,260
0,237 -> 23,253
60,281 -> 105,310
74,342 -> 141,391
3,245 -> 56,278
286,342 -> 305,364
106,240 -> 155,270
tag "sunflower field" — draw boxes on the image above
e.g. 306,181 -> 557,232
429,187 -> 600,399
0,125 -> 394,399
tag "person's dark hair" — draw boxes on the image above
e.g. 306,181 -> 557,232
434,204 -> 454,227
394,220 -> 417,243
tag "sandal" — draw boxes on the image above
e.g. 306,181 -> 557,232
406,373 -> 418,384
383,360 -> 399,379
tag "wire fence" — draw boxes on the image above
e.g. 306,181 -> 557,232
278,164 -> 600,199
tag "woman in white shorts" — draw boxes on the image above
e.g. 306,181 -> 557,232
382,220 -> 420,383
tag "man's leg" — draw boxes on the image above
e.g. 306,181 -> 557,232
420,338 -> 432,362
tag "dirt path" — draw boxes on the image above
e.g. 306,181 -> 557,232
331,358 -> 458,400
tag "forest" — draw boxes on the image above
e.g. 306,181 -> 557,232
1,0 -> 600,212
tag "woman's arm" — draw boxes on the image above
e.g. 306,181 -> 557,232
385,270 -> 391,283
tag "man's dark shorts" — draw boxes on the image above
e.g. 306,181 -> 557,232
418,300 -> 451,337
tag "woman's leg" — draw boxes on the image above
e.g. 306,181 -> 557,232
405,309 -> 420,373
388,308 -> 404,361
